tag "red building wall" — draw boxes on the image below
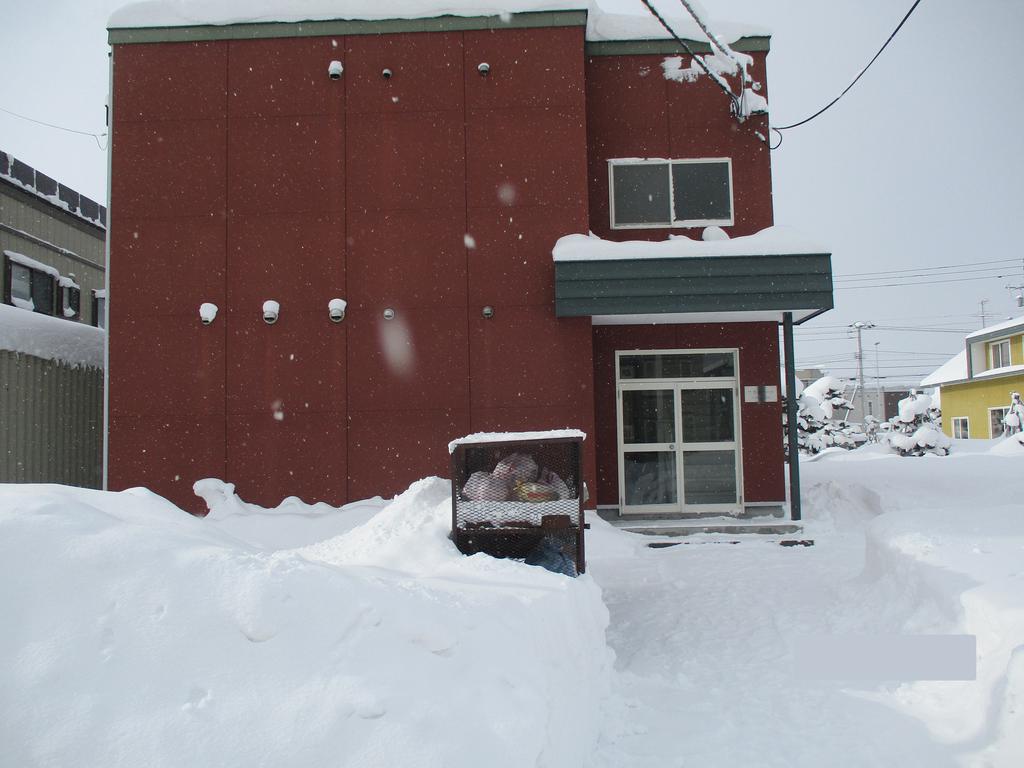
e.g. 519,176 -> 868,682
108,27 -> 594,513
592,323 -> 786,507
581,49 -> 783,509
585,51 -> 773,241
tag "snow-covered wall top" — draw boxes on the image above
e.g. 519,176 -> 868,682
552,226 -> 828,262
108,0 -> 769,44
0,151 -> 106,230
0,304 -> 105,369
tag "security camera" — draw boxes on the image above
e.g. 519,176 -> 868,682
328,298 -> 347,323
263,299 -> 280,325
478,62 -> 490,76
382,68 -> 393,79
199,302 -> 218,326
328,60 -> 344,80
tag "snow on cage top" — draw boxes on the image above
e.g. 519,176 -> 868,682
108,0 -> 769,44
552,226 -> 827,263
449,429 -> 586,454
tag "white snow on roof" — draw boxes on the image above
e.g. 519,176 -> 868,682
552,226 -> 827,262
449,429 -> 586,453
4,250 -> 61,279
974,363 -> 1024,380
0,304 -> 104,369
965,315 -> 1024,341
920,350 -> 967,387
108,0 -> 769,43
1,155 -> 106,230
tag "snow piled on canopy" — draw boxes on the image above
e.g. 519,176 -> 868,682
552,226 -> 827,262
0,303 -> 104,368
975,362 -> 1024,379
920,349 -> 967,387
108,0 -> 769,43
0,478 -> 611,768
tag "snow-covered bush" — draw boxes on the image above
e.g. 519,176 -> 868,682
882,390 -> 951,456
784,375 -> 867,455
1001,391 -> 1024,436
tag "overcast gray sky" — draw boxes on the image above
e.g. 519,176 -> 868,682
2,0 -> 1022,387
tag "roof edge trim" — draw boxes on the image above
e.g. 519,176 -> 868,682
108,10 -> 588,43
586,35 -> 769,56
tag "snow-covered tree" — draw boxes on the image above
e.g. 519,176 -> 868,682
1002,391 -> 1024,436
785,375 -> 867,455
882,390 -> 951,456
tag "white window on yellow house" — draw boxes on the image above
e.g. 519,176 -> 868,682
989,407 -> 1010,438
951,417 -> 969,439
989,339 -> 1011,369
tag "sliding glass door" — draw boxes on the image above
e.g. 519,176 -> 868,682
617,351 -> 741,515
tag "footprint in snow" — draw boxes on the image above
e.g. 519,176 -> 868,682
182,686 -> 212,712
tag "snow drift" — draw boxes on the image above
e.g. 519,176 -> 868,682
0,479 -> 611,768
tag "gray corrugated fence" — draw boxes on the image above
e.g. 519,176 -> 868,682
0,350 -> 103,487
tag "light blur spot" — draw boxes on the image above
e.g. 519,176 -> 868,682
379,314 -> 414,377
497,183 -> 516,206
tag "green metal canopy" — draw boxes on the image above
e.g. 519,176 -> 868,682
554,252 -> 833,323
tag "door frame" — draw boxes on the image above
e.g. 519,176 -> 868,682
615,348 -> 744,516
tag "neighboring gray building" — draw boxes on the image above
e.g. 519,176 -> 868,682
843,384 -> 912,424
1,150 -> 106,327
0,150 -> 106,488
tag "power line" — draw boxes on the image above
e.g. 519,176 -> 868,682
874,326 -> 972,333
835,265 -> 1019,283
795,312 -> 981,329
0,105 -> 107,149
774,0 -> 924,131
835,258 -> 1017,279
835,273 -> 1024,290
637,0 -> 740,113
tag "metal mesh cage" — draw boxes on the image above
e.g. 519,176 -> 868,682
450,436 -> 585,574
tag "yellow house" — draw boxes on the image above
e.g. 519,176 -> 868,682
922,316 -> 1024,439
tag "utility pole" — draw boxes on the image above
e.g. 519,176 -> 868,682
979,298 -> 989,327
1006,283 -> 1024,308
874,341 -> 882,419
849,321 -> 875,423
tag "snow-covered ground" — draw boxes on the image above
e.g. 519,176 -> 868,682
590,438 -> 1024,768
1,438 -> 1022,766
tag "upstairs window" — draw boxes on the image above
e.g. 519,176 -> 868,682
990,339 -> 1011,369
60,277 -> 81,320
3,251 -> 56,315
92,289 -> 106,330
609,158 -> 733,229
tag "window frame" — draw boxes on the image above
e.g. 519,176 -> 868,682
989,407 -> 1010,438
60,279 -> 81,321
608,157 -> 735,230
91,290 -> 106,330
951,416 -> 969,440
989,339 -> 1012,369
3,252 -> 56,315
